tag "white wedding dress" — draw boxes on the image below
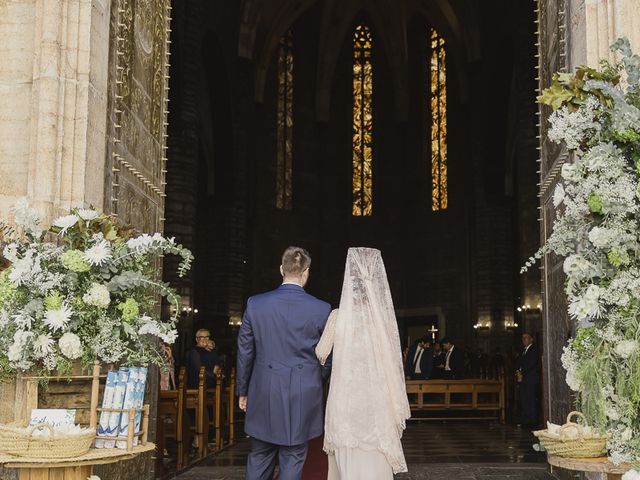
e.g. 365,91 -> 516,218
316,248 -> 411,480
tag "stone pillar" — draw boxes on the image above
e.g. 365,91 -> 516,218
0,0 -> 111,221
569,0 -> 640,68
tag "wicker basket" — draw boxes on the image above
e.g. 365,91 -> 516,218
534,411 -> 607,458
0,423 -> 95,458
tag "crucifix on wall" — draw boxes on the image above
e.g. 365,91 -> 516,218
428,325 -> 439,341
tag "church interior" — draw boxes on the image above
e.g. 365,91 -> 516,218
163,0 -> 542,369
158,2 -> 549,475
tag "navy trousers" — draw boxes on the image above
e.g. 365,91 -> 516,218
246,437 -> 308,480
520,380 -> 540,426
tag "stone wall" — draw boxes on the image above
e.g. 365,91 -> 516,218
0,0 -> 111,222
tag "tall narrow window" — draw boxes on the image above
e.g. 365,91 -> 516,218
430,29 -> 448,211
276,31 -> 293,210
352,24 -> 373,217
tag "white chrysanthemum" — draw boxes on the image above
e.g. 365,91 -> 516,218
622,469 -> 640,480
11,198 -> 43,236
58,332 -> 82,359
553,183 -> 565,207
77,209 -> 99,221
568,285 -> 602,320
615,339 -> 638,359
43,306 -> 73,332
52,214 -> 79,235
82,283 -> 111,308
2,243 -> 19,263
83,240 -> 112,266
33,334 -> 55,358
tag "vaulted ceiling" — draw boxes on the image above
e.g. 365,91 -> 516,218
237,0 -> 482,121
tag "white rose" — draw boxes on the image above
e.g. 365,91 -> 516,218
58,332 -> 82,359
561,163 -> 579,182
623,469 -> 640,480
615,340 -> 638,359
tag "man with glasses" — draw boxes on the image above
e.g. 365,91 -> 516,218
186,328 -> 221,388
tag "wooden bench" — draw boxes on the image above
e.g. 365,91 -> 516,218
156,366 -> 189,473
206,367 -> 237,452
185,366 -> 208,459
406,371 -> 505,423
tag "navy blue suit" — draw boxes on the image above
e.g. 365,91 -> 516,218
237,284 -> 331,480
516,343 -> 541,426
404,345 -> 433,380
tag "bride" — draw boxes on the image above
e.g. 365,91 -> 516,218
316,247 -> 411,479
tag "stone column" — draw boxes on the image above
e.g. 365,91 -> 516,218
0,0 -> 111,222
569,0 -> 640,68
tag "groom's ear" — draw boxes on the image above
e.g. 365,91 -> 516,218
279,265 -> 284,277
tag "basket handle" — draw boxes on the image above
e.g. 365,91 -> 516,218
559,411 -> 587,441
566,411 -> 587,425
26,423 -> 55,438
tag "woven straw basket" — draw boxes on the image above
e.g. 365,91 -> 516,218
0,423 -> 95,458
534,411 -> 607,458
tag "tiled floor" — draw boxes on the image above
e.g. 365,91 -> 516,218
173,421 -> 553,479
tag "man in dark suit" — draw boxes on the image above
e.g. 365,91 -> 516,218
516,332 -> 541,427
404,336 -> 433,380
186,328 -> 221,388
237,246 -> 331,480
440,337 -> 465,379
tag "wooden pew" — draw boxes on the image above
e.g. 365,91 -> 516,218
226,368 -> 236,446
406,370 -> 505,423
205,367 -> 237,452
205,368 -> 223,451
185,366 -> 209,459
156,366 -> 189,474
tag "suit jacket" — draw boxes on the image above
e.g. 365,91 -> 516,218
516,344 -> 541,384
444,346 -> 465,379
236,284 -> 331,446
186,346 -> 221,389
404,345 -> 433,380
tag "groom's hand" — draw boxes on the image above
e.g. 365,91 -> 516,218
239,396 -> 248,412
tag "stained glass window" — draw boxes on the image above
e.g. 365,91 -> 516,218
352,24 -> 373,217
430,29 -> 448,211
276,31 -> 293,210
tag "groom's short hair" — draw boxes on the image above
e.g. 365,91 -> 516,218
281,246 -> 311,276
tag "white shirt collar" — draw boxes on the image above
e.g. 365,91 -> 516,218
282,281 -> 303,287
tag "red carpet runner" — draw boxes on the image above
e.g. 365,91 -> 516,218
301,436 -> 328,480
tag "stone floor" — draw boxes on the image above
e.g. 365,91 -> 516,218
172,421 -> 555,479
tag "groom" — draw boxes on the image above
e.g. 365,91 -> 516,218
237,246 -> 331,480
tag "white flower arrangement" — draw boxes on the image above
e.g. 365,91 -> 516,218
528,38 -> 640,463
0,202 -> 193,377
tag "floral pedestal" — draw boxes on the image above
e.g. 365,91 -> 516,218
0,443 -> 155,480
547,455 -> 630,480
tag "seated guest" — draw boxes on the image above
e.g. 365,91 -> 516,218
440,337 -> 465,379
186,328 -> 221,388
404,336 -> 433,380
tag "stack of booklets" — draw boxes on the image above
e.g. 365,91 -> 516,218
95,366 -> 148,449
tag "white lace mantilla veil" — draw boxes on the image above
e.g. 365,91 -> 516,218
316,247 -> 411,474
